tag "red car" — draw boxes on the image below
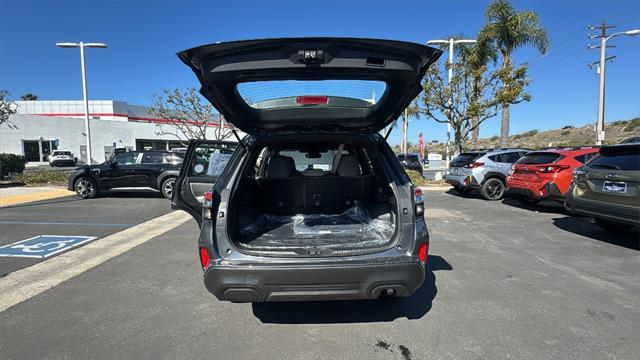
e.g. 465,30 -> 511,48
507,147 -> 600,205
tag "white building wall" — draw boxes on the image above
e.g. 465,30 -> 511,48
1,114 -> 238,164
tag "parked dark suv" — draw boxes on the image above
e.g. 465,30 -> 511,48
68,150 -> 185,199
172,38 -> 441,302
397,153 -> 424,175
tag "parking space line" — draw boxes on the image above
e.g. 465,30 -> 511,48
0,221 -> 132,227
0,210 -> 191,313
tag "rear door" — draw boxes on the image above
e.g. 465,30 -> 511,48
178,38 -> 442,134
582,145 -> 640,206
172,140 -> 239,223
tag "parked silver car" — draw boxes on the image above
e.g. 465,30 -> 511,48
445,148 -> 530,200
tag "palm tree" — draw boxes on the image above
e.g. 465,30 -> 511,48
480,0 -> 549,147
458,39 -> 497,144
20,93 -> 38,101
401,102 -> 421,153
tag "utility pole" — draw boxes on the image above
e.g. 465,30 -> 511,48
588,21 -> 640,145
427,38 -> 476,169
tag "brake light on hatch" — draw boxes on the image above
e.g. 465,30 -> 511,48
296,96 -> 329,105
414,188 -> 424,216
203,190 -> 214,219
465,161 -> 484,169
536,164 -> 570,173
199,247 -> 211,269
418,242 -> 428,264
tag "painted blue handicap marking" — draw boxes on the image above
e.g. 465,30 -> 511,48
0,235 -> 98,259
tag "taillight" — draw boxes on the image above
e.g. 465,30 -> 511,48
418,242 -> 428,264
203,190 -> 214,219
536,164 -> 570,173
465,161 -> 484,169
296,95 -> 328,105
199,247 -> 210,269
414,188 -> 424,217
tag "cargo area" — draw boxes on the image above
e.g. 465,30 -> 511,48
227,140 -> 399,256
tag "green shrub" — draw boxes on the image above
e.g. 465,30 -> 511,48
0,153 -> 27,176
489,135 -> 499,141
512,129 -> 539,140
624,117 -> 640,132
406,169 -> 426,186
561,130 -> 571,136
13,171 -> 70,185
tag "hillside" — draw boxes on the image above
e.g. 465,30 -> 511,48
397,117 -> 640,155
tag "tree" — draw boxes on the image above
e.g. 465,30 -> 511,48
149,88 -> 233,142
458,40 -> 497,144
20,93 -> 38,101
401,101 -> 421,153
480,0 -> 549,147
420,58 -> 500,154
0,90 -> 17,127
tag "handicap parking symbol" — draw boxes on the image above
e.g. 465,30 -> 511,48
0,235 -> 98,259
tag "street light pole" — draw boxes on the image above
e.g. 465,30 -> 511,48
56,42 -> 107,164
427,38 -> 476,169
588,24 -> 640,145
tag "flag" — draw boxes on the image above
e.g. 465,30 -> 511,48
418,132 -> 425,161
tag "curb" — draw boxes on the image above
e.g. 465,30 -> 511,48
0,189 -> 75,207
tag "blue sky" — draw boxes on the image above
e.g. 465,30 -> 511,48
1,0 -> 638,146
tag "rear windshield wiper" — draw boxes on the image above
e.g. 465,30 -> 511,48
590,163 -> 620,170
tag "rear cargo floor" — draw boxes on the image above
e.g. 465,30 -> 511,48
238,203 -> 395,251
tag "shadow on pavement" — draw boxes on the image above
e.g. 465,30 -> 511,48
552,216 -> 639,250
501,197 -> 567,215
251,255 -> 452,324
0,196 -> 80,209
96,189 -> 164,199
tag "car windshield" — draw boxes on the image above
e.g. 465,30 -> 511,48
237,80 -> 387,110
516,152 -> 562,165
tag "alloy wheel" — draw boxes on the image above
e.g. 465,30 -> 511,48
76,178 -> 96,198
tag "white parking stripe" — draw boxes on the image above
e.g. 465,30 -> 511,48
0,210 -> 191,313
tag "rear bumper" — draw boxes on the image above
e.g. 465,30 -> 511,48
445,174 -> 471,188
565,188 -> 640,226
203,259 -> 426,302
507,178 -> 564,200
50,159 -> 75,166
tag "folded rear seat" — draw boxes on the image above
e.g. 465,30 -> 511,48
303,155 -> 373,214
258,155 -> 303,214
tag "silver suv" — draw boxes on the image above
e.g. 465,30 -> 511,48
445,148 -> 529,200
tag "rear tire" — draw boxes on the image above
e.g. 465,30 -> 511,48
594,218 -> 634,232
160,177 -> 176,199
453,185 -> 472,195
481,178 -> 505,201
517,195 -> 541,206
74,176 -> 98,199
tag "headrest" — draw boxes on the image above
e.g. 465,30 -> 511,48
266,156 -> 297,178
303,168 -> 327,177
336,155 -> 361,176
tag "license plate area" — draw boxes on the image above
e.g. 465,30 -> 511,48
602,181 -> 627,194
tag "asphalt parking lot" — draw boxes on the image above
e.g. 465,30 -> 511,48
0,189 -> 638,359
0,189 -> 172,276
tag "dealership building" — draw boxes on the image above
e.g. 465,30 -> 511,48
0,100 -> 234,165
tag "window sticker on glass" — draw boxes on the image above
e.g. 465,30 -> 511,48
207,153 -> 232,176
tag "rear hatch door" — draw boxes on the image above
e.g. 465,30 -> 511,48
178,38 -> 441,134
581,144 -> 640,206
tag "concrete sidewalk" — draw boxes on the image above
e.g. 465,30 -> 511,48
0,186 -> 74,207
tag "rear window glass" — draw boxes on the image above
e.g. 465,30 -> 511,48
53,151 -> 72,156
516,152 -> 562,165
397,155 -> 420,161
279,149 -> 351,172
588,147 -> 640,171
451,152 -> 484,165
237,80 -> 387,109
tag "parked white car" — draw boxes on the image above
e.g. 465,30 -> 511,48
48,150 -> 76,167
